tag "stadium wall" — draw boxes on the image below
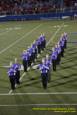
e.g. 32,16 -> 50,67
0,11 -> 77,22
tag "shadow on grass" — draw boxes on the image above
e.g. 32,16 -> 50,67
18,78 -> 41,89
65,51 -> 77,57
40,75 -> 76,89
60,63 -> 77,70
0,78 -> 8,83
17,70 -> 77,89
18,71 -> 41,89
61,57 -> 77,64
48,77 -> 77,88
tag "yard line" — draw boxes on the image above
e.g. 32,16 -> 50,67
8,90 -> 13,95
2,92 -> 77,96
19,72 -> 26,81
8,23 -> 64,94
47,23 -> 64,46
0,30 -> 11,36
0,103 -> 77,107
0,24 -> 42,55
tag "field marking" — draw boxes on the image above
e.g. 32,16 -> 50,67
0,30 -> 12,36
47,23 -> 64,46
8,23 -> 64,94
0,24 -> 42,55
0,26 -> 22,37
19,72 -> 26,81
5,27 -> 22,30
0,25 -> 24,36
8,90 -> 13,95
2,92 -> 77,96
0,103 -> 77,107
53,24 -> 68,28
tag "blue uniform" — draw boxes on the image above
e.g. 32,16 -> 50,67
39,64 -> 49,73
32,43 -> 37,58
8,67 -> 16,90
36,39 -> 41,54
57,46 -> 61,54
42,35 -> 46,48
45,58 -> 52,82
51,51 -> 57,71
21,53 -> 29,61
54,46 -> 61,64
51,51 -> 57,60
21,52 -> 29,72
8,68 -> 16,76
12,63 -> 21,84
62,34 -> 67,48
59,39 -> 65,57
31,45 -> 37,62
38,63 -> 49,89
40,35 -> 46,48
39,35 -> 44,50
57,46 -> 61,64
45,59 -> 52,67
27,48 -> 33,66
12,63 -> 21,71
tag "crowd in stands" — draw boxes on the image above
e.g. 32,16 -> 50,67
0,0 -> 77,15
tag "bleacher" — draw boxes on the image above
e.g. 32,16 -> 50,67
0,0 -> 77,15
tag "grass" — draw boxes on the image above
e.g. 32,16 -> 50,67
0,19 -> 77,115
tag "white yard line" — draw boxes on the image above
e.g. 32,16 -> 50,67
0,27 -> 21,36
0,103 -> 77,107
0,30 -> 12,36
2,92 -> 77,96
0,24 -> 42,55
47,23 -> 64,46
8,90 -> 13,95
19,72 -> 26,81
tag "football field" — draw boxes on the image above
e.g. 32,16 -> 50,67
0,19 -> 77,115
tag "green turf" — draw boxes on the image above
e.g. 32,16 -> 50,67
0,20 -> 77,115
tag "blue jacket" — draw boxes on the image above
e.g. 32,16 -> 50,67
45,59 -> 52,67
21,52 -> 29,61
59,40 -> 64,47
38,64 -> 49,74
8,68 -> 16,77
51,51 -> 57,60
12,63 -> 21,71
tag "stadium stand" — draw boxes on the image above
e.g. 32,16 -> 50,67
0,0 -> 77,15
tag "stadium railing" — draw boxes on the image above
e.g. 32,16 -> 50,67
0,9 -> 77,22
